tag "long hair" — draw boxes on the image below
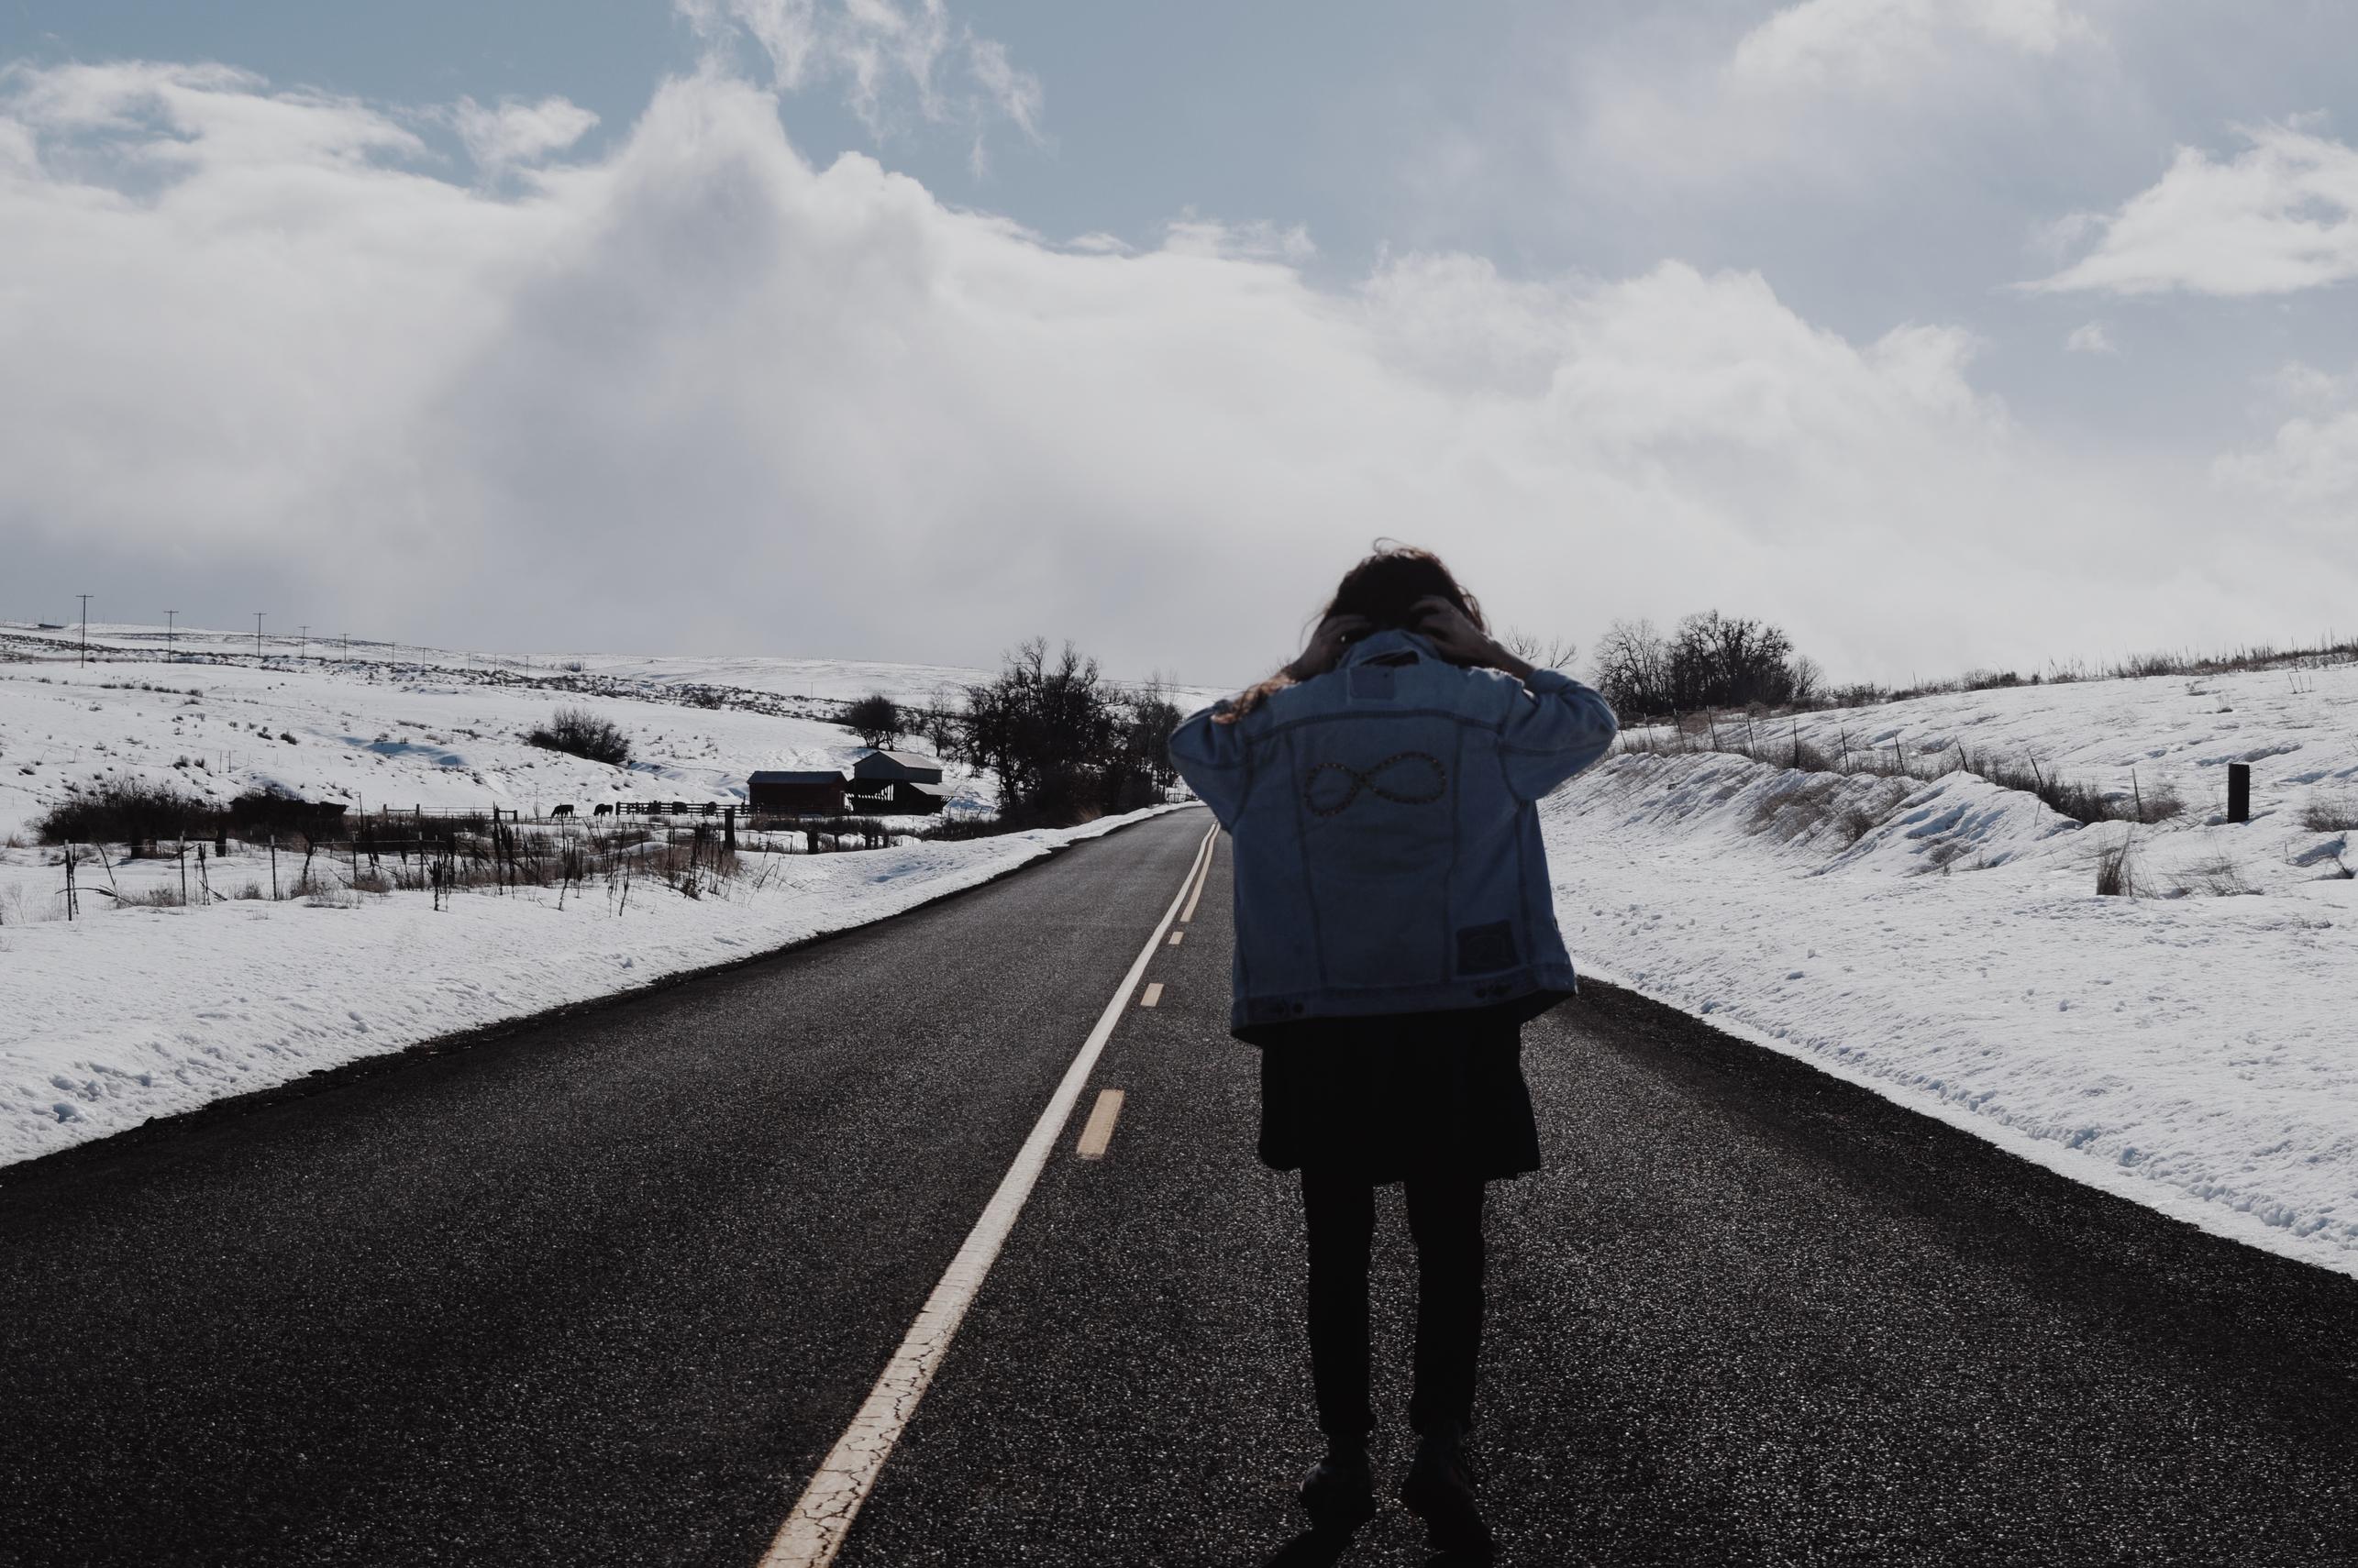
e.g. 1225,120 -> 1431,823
1220,543 -> 1487,722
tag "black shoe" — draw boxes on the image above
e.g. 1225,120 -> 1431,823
1399,1420 -> 1494,1560
1299,1441 -> 1378,1532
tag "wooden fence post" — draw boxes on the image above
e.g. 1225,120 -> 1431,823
2228,762 -> 2251,823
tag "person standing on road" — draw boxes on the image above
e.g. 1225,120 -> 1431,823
1168,544 -> 1618,1559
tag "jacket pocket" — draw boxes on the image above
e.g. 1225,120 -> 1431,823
1455,921 -> 1521,976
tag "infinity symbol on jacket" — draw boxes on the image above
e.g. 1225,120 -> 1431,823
1302,751 -> 1448,817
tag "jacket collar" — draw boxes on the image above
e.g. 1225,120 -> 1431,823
1338,627 -> 1440,668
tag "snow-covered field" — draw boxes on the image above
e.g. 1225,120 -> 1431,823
0,635 -> 1192,1166
1547,660 -> 2358,1276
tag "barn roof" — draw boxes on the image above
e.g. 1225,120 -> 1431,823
749,769 -> 845,785
857,748 -> 938,767
902,780 -> 954,799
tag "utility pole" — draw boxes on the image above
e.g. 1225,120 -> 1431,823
341,631 -> 349,663
297,624 -> 309,663
77,594 -> 91,667
253,612 -> 265,661
166,610 -> 177,662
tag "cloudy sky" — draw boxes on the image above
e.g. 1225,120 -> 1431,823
6,0 -> 2357,688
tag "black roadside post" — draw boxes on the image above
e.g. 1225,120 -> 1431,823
2227,762 -> 2252,824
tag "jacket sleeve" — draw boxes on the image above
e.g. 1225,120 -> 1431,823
1168,700 -> 1250,827
1497,668 -> 1619,802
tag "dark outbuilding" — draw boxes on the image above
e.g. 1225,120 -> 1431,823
747,769 -> 847,816
858,778 -> 950,815
850,749 -> 946,786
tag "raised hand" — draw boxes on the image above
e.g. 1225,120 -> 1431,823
1286,613 -> 1374,682
1412,596 -> 1533,678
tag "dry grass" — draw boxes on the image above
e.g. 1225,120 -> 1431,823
2095,833 -> 2141,898
1627,722 -> 2179,827
2300,791 -> 2358,833
2178,855 -> 2257,897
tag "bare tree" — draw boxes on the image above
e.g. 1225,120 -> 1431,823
1498,628 -> 1579,671
963,639 -> 1120,822
843,692 -> 903,750
1667,611 -> 1799,710
919,683 -> 966,762
1590,618 -> 1671,717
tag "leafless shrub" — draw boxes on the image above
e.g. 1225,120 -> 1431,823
36,778 -> 212,845
2127,774 -> 2184,825
526,707 -> 633,767
2301,791 -> 2358,833
1789,737 -> 1837,773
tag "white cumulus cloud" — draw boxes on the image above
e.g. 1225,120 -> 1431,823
2214,361 -> 2358,504
1732,0 -> 2094,90
2064,321 -> 2115,354
452,95 -> 599,173
676,0 -> 1043,160
2031,124 -> 2358,296
0,59 -> 2341,684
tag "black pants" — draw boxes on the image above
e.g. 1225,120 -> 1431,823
1301,1169 -> 1487,1441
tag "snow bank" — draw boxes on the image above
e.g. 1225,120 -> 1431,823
0,802 -> 1189,1168
1547,661 -> 2358,1276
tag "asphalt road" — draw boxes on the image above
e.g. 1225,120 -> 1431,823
5,805 -> 2356,1566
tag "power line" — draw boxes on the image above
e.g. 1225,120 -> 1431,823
253,612 -> 265,661
76,594 -> 91,667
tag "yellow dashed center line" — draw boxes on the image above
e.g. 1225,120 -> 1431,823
1168,930 -> 1184,945
1075,1088 -> 1126,1159
1140,982 -> 1163,1008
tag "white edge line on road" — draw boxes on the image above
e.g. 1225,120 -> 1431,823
1179,830 -> 1214,924
757,822 -> 1217,1568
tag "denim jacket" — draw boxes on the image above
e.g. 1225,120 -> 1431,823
1168,628 -> 1618,1038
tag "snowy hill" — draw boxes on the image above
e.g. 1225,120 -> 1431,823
1546,659 -> 2358,1275
0,646 -> 974,845
0,621 -> 1228,845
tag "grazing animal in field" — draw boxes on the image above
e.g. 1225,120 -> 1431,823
592,803 -> 613,817
551,803 -> 575,819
